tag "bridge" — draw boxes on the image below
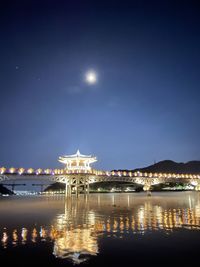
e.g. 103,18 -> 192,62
1,150 -> 200,196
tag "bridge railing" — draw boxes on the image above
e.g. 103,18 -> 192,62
0,167 -> 200,180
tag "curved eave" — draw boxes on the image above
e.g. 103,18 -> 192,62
61,154 -> 94,159
58,157 -> 97,163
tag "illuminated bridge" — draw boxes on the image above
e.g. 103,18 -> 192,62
1,150 -> 200,196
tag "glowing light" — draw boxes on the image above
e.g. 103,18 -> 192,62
18,168 -> 25,175
9,167 -> 15,174
58,150 -> 97,172
191,180 -> 198,186
27,168 -> 34,174
0,167 -> 6,174
36,168 -> 42,175
85,70 -> 97,84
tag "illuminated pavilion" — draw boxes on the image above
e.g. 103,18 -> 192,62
58,150 -> 97,172
58,150 -> 97,197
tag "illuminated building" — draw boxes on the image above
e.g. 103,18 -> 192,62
58,149 -> 97,172
57,150 -> 97,198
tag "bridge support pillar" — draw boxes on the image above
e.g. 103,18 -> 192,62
76,185 -> 79,197
11,183 -> 16,193
65,183 -> 68,198
143,184 -> 151,196
65,181 -> 72,198
195,185 -> 200,191
87,183 -> 90,195
68,184 -> 71,197
75,179 -> 79,198
84,183 -> 87,196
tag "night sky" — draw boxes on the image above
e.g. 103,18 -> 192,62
0,0 -> 200,170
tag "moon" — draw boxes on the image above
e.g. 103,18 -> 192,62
85,70 -> 97,84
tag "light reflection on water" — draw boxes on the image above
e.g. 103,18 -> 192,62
0,192 -> 200,264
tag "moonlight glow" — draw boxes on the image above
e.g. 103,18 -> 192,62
85,71 -> 97,84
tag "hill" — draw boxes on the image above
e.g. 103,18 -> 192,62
133,160 -> 200,174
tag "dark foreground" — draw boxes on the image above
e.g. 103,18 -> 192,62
0,192 -> 200,267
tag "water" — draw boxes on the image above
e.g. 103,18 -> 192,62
0,192 -> 200,266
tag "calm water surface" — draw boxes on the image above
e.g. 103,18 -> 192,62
0,192 -> 200,266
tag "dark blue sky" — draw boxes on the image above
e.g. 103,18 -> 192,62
0,0 -> 200,170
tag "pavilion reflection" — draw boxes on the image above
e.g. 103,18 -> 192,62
51,198 -> 100,264
1,194 -> 200,264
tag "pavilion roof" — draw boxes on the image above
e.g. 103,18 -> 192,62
58,150 -> 97,161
